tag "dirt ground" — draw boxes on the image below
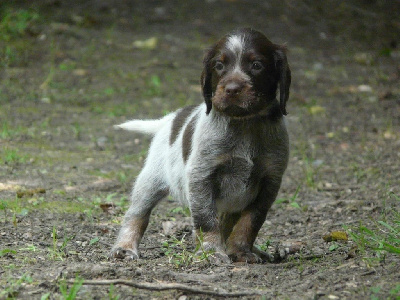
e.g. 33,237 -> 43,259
1,0 -> 400,299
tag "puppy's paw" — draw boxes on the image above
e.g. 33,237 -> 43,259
229,251 -> 263,264
208,251 -> 231,265
252,246 -> 275,263
196,243 -> 231,265
109,247 -> 139,260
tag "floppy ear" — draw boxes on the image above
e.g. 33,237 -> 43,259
201,48 -> 216,115
274,48 -> 291,115
201,70 -> 213,115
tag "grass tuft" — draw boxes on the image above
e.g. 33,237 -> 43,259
161,231 -> 213,268
0,8 -> 39,41
59,276 -> 84,300
345,191 -> 400,263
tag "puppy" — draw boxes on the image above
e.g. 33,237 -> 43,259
110,28 -> 291,263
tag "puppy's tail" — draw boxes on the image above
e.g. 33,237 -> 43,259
114,114 -> 174,135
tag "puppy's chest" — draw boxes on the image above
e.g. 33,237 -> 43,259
212,145 -> 266,212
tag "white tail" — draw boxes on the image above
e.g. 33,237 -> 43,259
114,114 -> 174,135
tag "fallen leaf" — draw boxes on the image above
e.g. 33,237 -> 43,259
357,85 -> 373,93
308,105 -> 325,115
99,203 -> 114,214
16,188 -> 46,198
326,132 -> 335,138
383,130 -> 395,139
73,69 -> 88,76
323,231 -> 348,242
354,52 -> 374,65
133,37 -> 158,50
0,183 -> 21,191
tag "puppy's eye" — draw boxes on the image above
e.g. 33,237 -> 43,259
215,61 -> 224,71
251,61 -> 263,71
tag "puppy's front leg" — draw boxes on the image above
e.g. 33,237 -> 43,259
226,177 -> 282,263
189,178 -> 231,264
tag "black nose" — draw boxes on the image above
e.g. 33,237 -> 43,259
225,82 -> 243,95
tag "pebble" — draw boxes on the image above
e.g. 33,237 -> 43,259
96,137 -> 108,150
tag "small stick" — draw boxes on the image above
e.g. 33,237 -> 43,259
67,279 -> 265,297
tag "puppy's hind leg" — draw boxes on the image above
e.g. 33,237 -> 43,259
110,171 -> 168,260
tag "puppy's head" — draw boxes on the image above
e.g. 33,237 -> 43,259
201,28 -> 291,118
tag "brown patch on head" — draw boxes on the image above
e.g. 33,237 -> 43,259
201,28 -> 290,118
182,114 -> 197,162
169,105 -> 197,145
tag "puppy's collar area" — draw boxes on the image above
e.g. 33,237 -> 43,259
208,101 -> 283,122
206,95 -> 283,120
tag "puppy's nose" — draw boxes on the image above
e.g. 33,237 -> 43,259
225,82 -> 243,95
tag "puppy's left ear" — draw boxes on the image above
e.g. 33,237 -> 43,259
201,70 -> 213,115
274,47 -> 291,115
201,47 -> 216,115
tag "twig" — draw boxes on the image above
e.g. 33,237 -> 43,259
360,270 -> 376,276
267,253 -> 326,268
67,279 -> 264,297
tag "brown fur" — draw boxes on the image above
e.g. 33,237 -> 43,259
170,105 -> 197,145
182,115 -> 197,162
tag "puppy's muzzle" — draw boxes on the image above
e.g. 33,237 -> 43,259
213,77 -> 262,117
225,81 -> 245,97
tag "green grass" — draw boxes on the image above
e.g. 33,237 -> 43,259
370,284 -> 400,300
302,157 -> 321,188
58,276 -> 84,300
1,121 -> 13,139
169,206 -> 191,217
275,185 -> 302,209
1,148 -> 26,164
0,9 -> 39,41
345,191 -> 400,264
0,196 -> 28,227
0,8 -> 40,67
108,284 -> 120,300
49,226 -> 75,261
0,273 -> 33,299
1,197 -> 90,216
143,75 -> 162,97
161,231 -> 213,268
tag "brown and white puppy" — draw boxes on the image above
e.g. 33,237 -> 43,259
110,28 -> 291,263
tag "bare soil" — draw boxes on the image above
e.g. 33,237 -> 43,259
1,0 -> 399,299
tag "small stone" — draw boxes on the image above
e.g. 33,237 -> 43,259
357,85 -> 372,93
22,232 -> 32,239
96,137 -> 108,150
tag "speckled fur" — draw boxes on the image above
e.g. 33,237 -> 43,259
110,28 -> 291,263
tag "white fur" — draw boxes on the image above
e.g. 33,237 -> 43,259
114,113 -> 175,135
120,102 -> 287,216
226,34 -> 250,81
227,34 -> 245,56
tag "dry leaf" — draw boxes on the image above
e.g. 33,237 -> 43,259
323,231 -> 348,242
16,188 -> 46,198
133,37 -> 158,50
